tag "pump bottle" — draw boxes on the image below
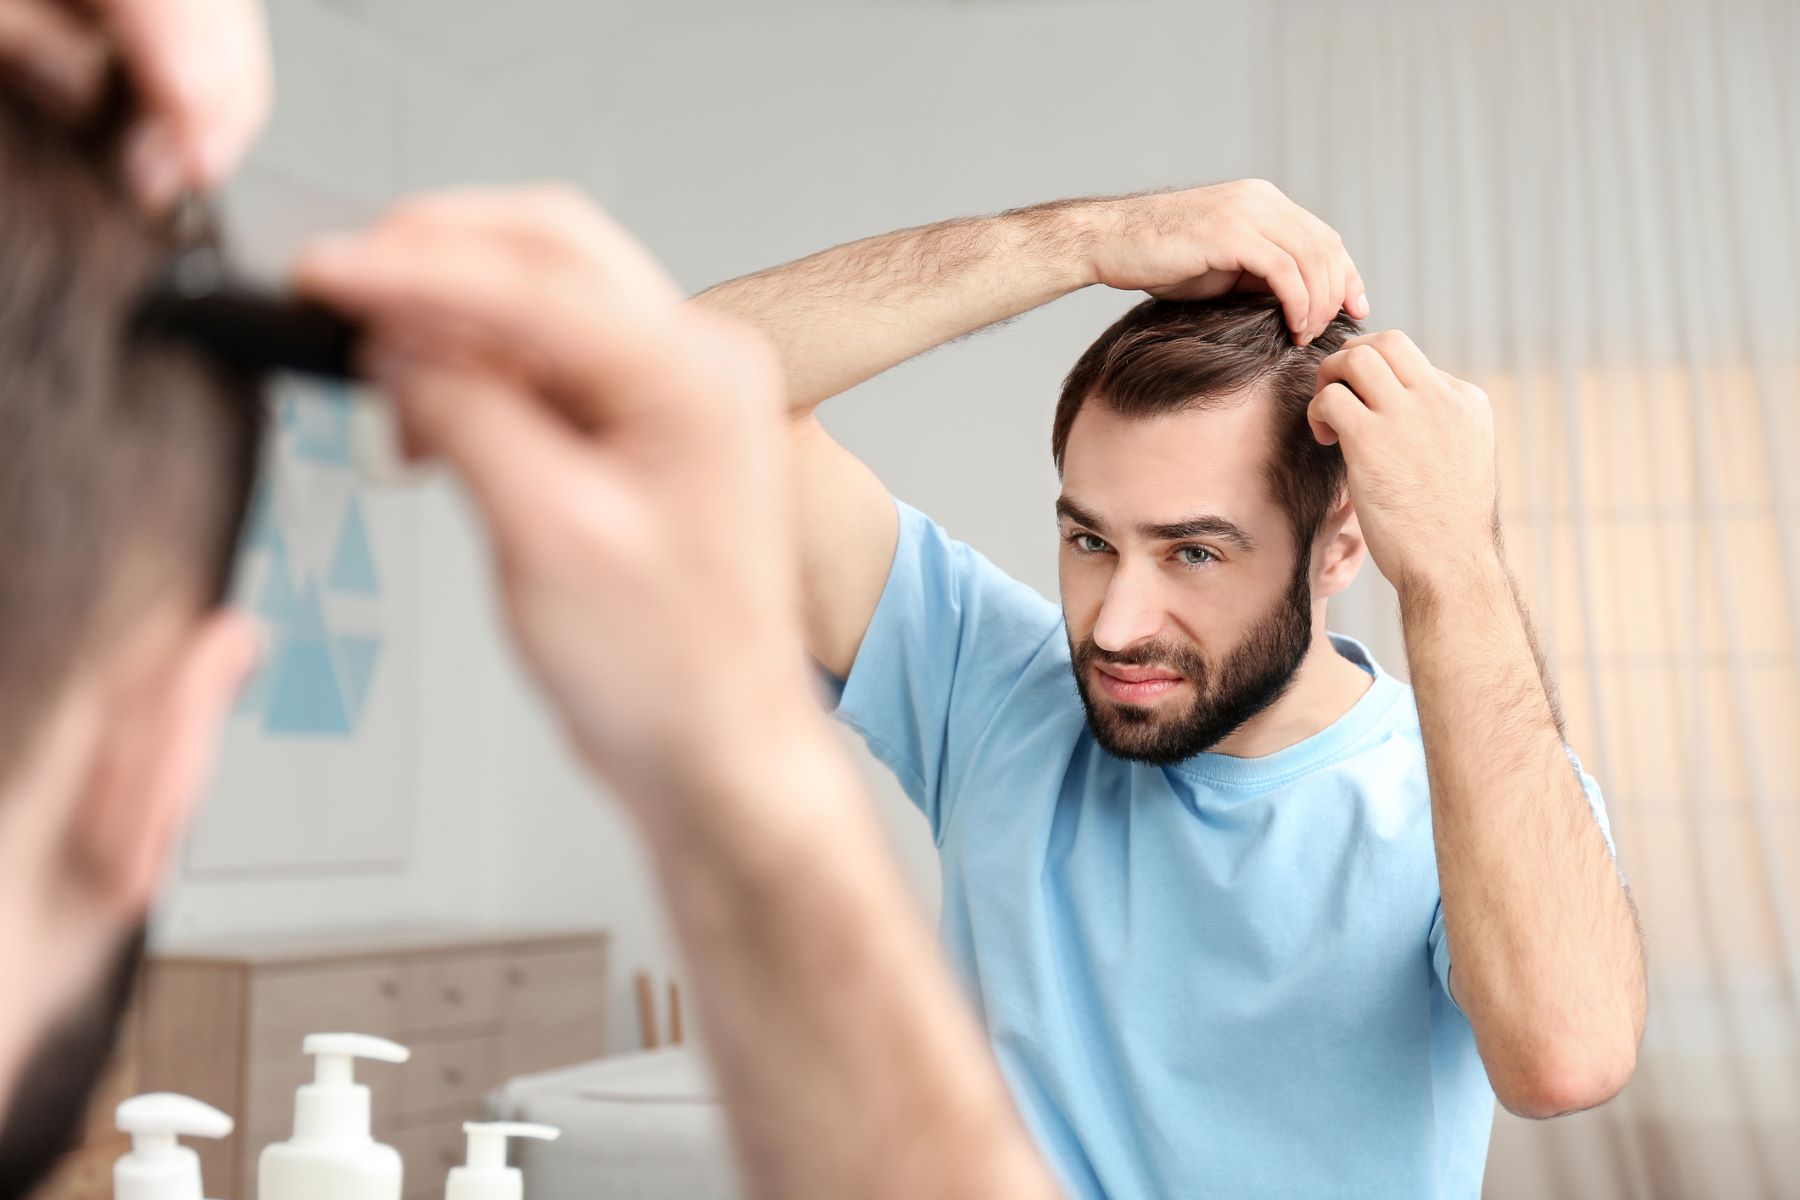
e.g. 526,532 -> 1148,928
113,1093 -> 233,1200
443,1122 -> 560,1200
258,1032 -> 411,1200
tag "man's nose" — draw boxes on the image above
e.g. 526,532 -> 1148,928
1090,561 -> 1169,654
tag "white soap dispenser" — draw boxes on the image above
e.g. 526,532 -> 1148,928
113,1093 -> 233,1200
444,1123 -> 560,1200
258,1032 -> 412,1200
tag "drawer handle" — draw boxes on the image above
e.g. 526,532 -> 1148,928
444,1067 -> 466,1087
507,967 -> 527,987
444,986 -> 465,1006
378,979 -> 400,1000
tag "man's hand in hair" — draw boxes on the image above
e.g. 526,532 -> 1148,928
1307,330 -> 1500,595
1077,179 -> 1370,345
0,0 -> 270,206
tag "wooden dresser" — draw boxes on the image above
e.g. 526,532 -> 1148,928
75,926 -> 613,1200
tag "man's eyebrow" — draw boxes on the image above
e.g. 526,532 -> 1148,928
1055,496 -> 1257,552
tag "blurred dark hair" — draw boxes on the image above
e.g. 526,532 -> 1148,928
1052,296 -> 1360,557
0,81 -> 266,784
0,925 -> 145,1196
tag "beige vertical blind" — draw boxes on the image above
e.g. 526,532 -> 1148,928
1269,0 -> 1800,1194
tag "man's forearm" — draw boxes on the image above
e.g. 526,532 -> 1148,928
633,704 -> 1060,1200
1401,553 -> 1646,1118
695,201 -> 1097,416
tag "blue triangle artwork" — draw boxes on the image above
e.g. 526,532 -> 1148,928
235,387 -> 386,738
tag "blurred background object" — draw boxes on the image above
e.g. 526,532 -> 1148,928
24,0 -> 1795,1197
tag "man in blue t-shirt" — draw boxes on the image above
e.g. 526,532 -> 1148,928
700,180 -> 1646,1198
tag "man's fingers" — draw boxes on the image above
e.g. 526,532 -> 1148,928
1286,211 -> 1347,341
1298,211 -> 1365,329
1308,382 -> 1368,448
1323,236 -> 1346,340
1339,329 -> 1436,389
1273,216 -> 1333,344
0,0 -> 108,121
1345,262 -> 1370,321
1230,235 -> 1310,338
98,0 -> 271,189
375,355 -> 602,558
1317,341 -> 1407,409
297,208 -> 684,431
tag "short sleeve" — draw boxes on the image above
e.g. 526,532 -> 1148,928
1429,745 -> 1618,1010
813,494 -> 1062,839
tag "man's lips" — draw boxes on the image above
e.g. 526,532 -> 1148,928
1094,664 -> 1187,702
1097,665 -> 1184,683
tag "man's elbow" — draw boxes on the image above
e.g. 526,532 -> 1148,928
1492,1040 -> 1638,1120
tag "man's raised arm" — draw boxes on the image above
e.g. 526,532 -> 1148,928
696,180 -> 1371,419
1309,331 -> 1647,1120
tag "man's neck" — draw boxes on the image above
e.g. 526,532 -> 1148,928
1209,630 -> 1374,759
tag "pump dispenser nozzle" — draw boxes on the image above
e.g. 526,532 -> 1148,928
113,1093 -> 233,1200
260,1033 -> 411,1200
445,1122 -> 560,1200
292,1032 -> 410,1143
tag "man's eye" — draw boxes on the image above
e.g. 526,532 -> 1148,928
1178,546 -> 1217,566
1068,533 -> 1108,554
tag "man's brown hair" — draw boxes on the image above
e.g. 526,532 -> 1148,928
0,85 -> 266,780
1052,296 -> 1361,559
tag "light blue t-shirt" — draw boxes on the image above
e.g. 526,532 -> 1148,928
817,495 -> 1615,1200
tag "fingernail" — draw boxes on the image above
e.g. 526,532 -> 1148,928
1355,292 -> 1370,317
126,119 -> 184,210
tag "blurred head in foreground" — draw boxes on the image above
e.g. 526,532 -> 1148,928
0,80 -> 265,1194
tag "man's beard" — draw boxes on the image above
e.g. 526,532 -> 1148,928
1069,553 -> 1315,767
0,924 -> 145,1200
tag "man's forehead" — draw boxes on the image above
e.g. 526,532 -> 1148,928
1058,398 -> 1281,520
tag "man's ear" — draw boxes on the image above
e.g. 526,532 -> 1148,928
68,609 -> 260,916
1314,492 -> 1366,601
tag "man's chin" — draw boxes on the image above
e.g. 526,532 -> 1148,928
0,925 -> 145,1200
1091,730 -> 1191,767
1079,691 -> 1207,762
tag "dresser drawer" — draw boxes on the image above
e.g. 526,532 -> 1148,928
399,1033 -> 500,1118
249,961 -> 406,1056
501,946 -> 607,1025
402,953 -> 503,1034
498,946 -> 608,1077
